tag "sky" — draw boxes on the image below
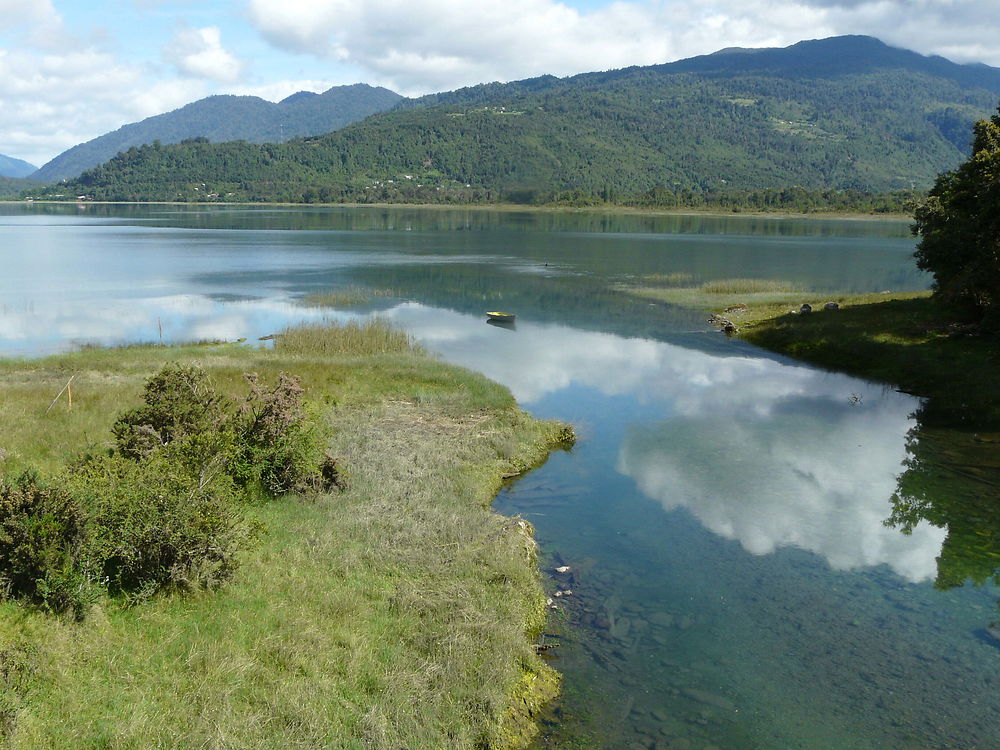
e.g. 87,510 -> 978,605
2,0 -> 999,168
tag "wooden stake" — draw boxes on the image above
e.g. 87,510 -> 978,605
45,375 -> 76,414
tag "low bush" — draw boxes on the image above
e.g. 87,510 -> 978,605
1,363 -> 332,616
0,471 -> 91,617
229,372 -> 325,495
67,453 -> 247,599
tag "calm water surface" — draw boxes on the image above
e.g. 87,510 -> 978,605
2,204 -> 997,749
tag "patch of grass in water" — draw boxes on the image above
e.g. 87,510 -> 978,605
618,277 -> 810,310
300,286 -> 396,308
276,318 -> 420,357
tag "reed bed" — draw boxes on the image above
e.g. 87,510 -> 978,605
276,318 -> 420,357
699,278 -> 803,294
300,286 -> 397,308
636,272 -> 695,287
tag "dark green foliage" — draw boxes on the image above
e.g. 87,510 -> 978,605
0,472 -> 89,616
0,364 -> 331,616
31,36 -> 1000,205
65,453 -> 246,599
913,107 -> 1000,322
112,364 -> 229,459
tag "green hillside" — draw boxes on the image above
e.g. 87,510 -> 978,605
33,36 -> 1000,206
31,84 -> 402,182
0,176 -> 40,198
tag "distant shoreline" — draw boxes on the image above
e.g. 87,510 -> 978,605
8,198 -> 914,223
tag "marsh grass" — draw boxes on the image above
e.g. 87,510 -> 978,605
635,271 -> 694,286
300,286 -> 397,308
276,318 -> 420,357
0,321 -> 568,748
699,278 -> 802,294
619,277 -> 810,310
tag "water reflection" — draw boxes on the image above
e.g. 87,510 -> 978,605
0,295 -> 336,355
887,403 -> 1000,593
3,287 -> 944,586
4,204 -> 998,749
619,409 -> 944,583
381,304 -> 945,581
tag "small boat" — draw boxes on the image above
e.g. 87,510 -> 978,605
486,311 -> 516,323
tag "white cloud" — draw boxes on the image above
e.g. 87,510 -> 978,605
0,0 -> 71,50
0,45 -> 205,167
164,25 -> 245,83
247,0 -> 1000,95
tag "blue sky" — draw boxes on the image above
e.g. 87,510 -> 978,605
2,0 -> 998,168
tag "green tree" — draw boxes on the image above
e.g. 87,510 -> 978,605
913,106 -> 1000,324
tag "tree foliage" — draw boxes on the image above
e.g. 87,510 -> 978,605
29,37 -> 1000,206
913,107 -> 1000,322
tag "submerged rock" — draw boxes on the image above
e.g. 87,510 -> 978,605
681,688 -> 736,712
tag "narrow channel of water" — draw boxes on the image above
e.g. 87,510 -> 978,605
1,204 -> 997,749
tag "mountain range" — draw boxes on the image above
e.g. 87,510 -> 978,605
0,153 -> 37,179
33,36 -> 1000,205
31,84 -> 402,182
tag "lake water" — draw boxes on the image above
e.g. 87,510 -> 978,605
2,204 -> 997,749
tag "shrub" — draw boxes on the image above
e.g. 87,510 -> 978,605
0,363 -> 333,616
229,372 -> 324,495
66,454 -> 246,598
112,364 -> 228,459
0,472 -> 94,617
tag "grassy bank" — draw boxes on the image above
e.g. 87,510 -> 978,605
726,292 -> 999,424
0,322 -> 571,748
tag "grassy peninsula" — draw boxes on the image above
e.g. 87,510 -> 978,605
0,322 -> 571,748
727,294 -> 997,423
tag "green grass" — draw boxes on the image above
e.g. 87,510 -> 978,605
299,286 -> 397,308
699,278 -> 802,295
733,292 -> 1000,423
276,318 -> 420,358
0,323 -> 570,748
617,277 -> 810,310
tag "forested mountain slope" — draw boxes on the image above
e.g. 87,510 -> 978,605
37,36 -> 1000,204
32,84 -> 402,182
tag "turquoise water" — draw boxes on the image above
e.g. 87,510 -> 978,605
1,204 -> 996,749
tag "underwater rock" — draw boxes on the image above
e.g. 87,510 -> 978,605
681,688 -> 736,713
648,612 -> 676,628
799,303 -> 813,314
823,301 -> 840,310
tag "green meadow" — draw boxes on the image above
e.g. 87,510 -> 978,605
0,321 -> 571,749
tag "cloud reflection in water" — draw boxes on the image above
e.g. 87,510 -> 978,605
386,303 -> 945,583
1,296 -> 944,581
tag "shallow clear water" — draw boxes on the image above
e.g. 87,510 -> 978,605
2,203 -> 997,749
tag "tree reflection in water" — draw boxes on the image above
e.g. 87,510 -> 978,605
887,400 -> 1000,626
